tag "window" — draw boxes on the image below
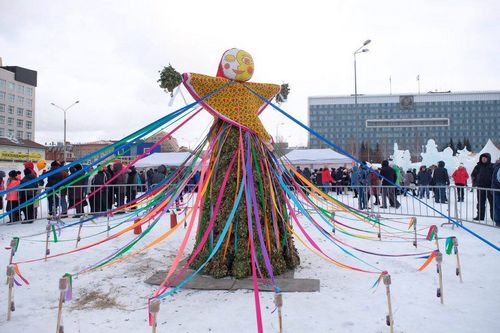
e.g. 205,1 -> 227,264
7,117 -> 14,126
8,94 -> 15,103
0,128 -> 3,136
26,121 -> 32,129
17,107 -> 24,116
25,99 -> 32,108
26,87 -> 33,96
0,92 -> 5,101
16,130 -> 23,139
7,106 -> 14,114
17,96 -> 24,105
26,132 -> 32,140
0,79 -> 5,90
7,82 -> 15,91
0,116 -> 4,124
0,104 -> 4,113
17,85 -> 24,94
7,129 -> 14,137
26,110 -> 32,118
17,119 -> 23,128
366,118 -> 450,128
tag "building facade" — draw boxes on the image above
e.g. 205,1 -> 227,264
0,61 -> 37,141
308,91 -> 500,160
0,137 -> 45,162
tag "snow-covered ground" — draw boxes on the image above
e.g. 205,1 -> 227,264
0,201 -> 499,333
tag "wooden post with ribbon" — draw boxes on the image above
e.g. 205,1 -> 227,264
75,217 -> 84,248
55,276 -> 68,333
45,224 -> 52,261
377,214 -> 382,241
453,237 -> 463,283
6,265 -> 15,321
149,298 -> 160,333
274,290 -> 283,333
408,217 -> 417,248
107,215 -> 111,238
436,251 -> 444,304
434,227 -> 440,252
330,210 -> 336,234
383,273 -> 394,333
9,237 -> 19,264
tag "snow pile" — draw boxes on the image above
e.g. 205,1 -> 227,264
0,209 -> 499,332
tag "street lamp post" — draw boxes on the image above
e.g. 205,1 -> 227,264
50,101 -> 80,163
275,122 -> 285,143
353,39 -> 371,158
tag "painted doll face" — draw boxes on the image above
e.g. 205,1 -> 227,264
220,48 -> 254,82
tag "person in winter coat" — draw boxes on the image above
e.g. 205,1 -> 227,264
151,165 -> 167,185
321,166 -> 334,193
302,167 -> 312,193
369,169 -> 381,205
0,170 -> 5,210
491,159 -> 500,227
335,168 -> 344,194
357,164 -> 370,210
90,166 -> 109,213
471,153 -> 494,221
126,166 -> 141,209
380,160 -> 400,208
19,168 -> 38,222
315,168 -> 323,189
68,164 -> 88,217
351,165 -> 359,198
58,162 -> 69,217
402,170 -> 416,196
6,170 -> 21,223
417,165 -> 432,199
452,163 -> 469,202
431,161 -> 450,203
46,161 -> 63,217
111,161 -> 127,212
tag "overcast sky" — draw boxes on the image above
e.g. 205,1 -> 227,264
1,0 -> 499,147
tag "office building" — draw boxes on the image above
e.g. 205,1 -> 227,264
0,59 -> 37,141
308,91 -> 500,159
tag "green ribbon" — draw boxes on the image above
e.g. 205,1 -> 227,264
51,224 -> 58,243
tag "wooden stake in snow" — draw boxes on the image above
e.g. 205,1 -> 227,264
436,251 -> 444,304
6,265 -> 15,321
274,291 -> 283,333
377,215 -> 382,241
434,227 -> 440,252
383,274 -> 394,333
330,210 -> 336,234
75,217 -> 84,248
149,298 -> 160,333
45,224 -> 51,261
452,237 -> 463,283
107,215 -> 111,238
409,217 -> 417,247
9,238 -> 18,265
55,277 -> 68,333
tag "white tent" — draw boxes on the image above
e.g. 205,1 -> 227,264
478,139 -> 500,163
282,149 -> 352,167
134,152 -> 199,168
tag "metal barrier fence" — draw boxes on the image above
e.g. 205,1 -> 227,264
0,184 -> 159,224
1,183 -> 499,228
305,185 -> 500,228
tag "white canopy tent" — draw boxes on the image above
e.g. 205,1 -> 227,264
478,139 -> 500,162
282,149 -> 352,167
134,152 -> 199,168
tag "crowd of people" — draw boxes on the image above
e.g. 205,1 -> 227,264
0,154 -> 499,227
292,153 -> 500,226
0,159 -> 202,224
